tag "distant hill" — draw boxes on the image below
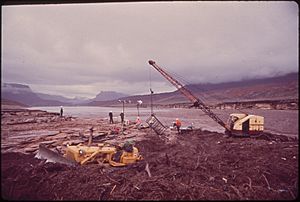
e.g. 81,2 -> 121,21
1,83 -> 130,107
173,72 -> 299,104
91,91 -> 129,102
36,93 -> 90,105
1,83 -> 68,107
1,98 -> 29,107
88,72 -> 298,106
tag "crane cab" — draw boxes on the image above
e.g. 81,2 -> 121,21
227,113 -> 264,136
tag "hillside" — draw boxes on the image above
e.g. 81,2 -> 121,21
88,72 -> 298,106
186,72 -> 298,103
36,93 -> 89,105
91,91 -> 129,102
1,83 -> 68,107
1,83 -> 127,107
1,98 -> 29,110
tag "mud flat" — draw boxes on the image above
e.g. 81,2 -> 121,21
1,107 -> 298,200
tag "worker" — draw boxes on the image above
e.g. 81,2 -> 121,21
60,106 -> 63,117
109,111 -> 114,124
172,121 -> 176,128
135,116 -> 142,129
122,141 -> 134,152
112,145 -> 123,162
120,112 -> 124,123
136,116 -> 141,124
175,118 -> 181,134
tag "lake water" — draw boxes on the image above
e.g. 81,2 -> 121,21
29,106 -> 170,121
29,106 -> 298,137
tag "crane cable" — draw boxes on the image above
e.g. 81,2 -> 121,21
149,63 -> 154,115
149,61 -> 152,91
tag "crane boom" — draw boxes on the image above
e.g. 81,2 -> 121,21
148,60 -> 229,130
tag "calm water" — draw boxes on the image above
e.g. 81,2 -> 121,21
29,106 -> 169,120
29,106 -> 298,137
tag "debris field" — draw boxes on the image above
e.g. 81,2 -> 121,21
1,132 -> 298,200
1,108 -> 298,200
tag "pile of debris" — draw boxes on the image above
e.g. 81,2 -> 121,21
1,130 -> 298,200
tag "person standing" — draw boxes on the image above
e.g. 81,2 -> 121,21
136,116 -> 141,125
60,106 -> 63,117
109,111 -> 114,124
175,118 -> 181,134
120,112 -> 124,124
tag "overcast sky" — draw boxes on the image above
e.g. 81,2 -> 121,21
2,1 -> 298,99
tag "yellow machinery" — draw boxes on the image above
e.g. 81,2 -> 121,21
227,113 -> 264,136
64,142 -> 143,166
36,142 -> 142,167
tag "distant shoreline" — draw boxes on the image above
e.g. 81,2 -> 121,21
2,97 -> 298,112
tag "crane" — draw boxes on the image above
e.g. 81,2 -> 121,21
148,60 -> 264,136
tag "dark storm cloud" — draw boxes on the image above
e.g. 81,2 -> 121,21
2,1 -> 298,98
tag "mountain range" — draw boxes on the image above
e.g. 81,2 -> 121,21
1,72 -> 298,107
1,83 -> 66,106
1,83 -> 129,107
85,72 -> 299,106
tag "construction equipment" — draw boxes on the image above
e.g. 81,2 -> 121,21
36,141 -> 143,167
148,60 -> 264,137
146,114 -> 167,135
65,142 -> 142,166
36,125 -> 143,166
35,144 -> 77,166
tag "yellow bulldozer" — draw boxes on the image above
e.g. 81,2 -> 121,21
36,141 -> 143,167
65,142 -> 142,166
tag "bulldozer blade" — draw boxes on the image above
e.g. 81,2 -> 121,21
35,144 -> 77,166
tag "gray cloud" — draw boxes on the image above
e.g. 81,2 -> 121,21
2,1 -> 298,98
